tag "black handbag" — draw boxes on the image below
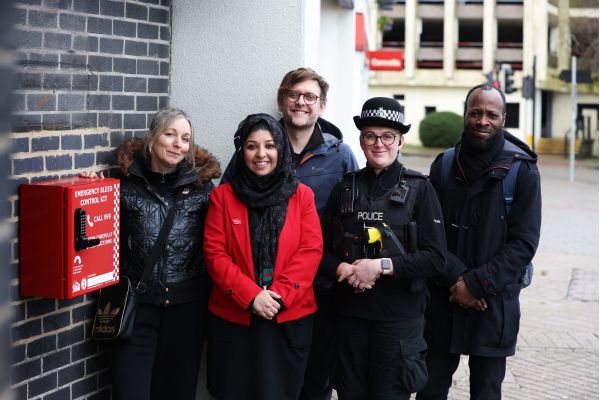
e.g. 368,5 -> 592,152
91,275 -> 138,341
92,198 -> 179,342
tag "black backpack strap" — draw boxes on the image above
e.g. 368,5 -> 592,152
502,160 -> 522,214
501,159 -> 533,288
440,148 -> 455,189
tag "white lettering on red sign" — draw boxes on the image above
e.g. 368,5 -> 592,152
371,58 -> 402,67
75,185 -> 112,198
74,188 -> 99,197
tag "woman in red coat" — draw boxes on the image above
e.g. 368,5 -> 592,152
203,113 -> 323,400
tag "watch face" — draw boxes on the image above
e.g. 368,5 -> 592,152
382,258 -> 391,270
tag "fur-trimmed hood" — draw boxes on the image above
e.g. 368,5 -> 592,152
116,138 -> 221,185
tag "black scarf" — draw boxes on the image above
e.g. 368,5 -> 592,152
458,127 -> 505,185
230,114 -> 298,287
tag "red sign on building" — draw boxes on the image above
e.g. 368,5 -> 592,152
367,50 -> 404,71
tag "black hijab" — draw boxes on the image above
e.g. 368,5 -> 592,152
230,113 -> 298,288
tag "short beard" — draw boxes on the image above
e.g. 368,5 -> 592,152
463,124 -> 503,151
283,113 -> 318,132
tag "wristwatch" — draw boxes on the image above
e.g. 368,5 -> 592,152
381,258 -> 392,275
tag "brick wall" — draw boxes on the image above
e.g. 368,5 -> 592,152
10,1 -> 171,398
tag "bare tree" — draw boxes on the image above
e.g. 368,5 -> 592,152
568,0 -> 599,73
571,17 -> 599,73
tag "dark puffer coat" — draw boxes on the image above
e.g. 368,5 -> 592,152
425,131 -> 541,357
117,139 -> 221,306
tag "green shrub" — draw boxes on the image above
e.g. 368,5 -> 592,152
418,111 -> 463,148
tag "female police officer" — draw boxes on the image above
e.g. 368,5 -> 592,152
319,97 -> 447,400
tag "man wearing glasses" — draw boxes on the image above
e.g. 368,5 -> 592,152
319,97 -> 447,399
277,68 -> 359,400
275,68 -> 359,214
222,68 -> 358,400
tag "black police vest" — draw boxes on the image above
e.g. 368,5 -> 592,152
337,170 -> 422,260
333,168 -> 428,321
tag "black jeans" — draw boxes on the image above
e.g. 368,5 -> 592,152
109,300 -> 207,400
416,351 -> 506,400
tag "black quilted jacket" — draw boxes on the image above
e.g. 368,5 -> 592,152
117,139 -> 221,306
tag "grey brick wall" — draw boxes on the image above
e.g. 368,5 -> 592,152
10,0 -> 171,398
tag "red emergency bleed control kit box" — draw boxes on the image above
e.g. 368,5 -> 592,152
20,177 -> 120,299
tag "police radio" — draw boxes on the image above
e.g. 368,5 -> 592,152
340,174 -> 356,215
390,181 -> 409,206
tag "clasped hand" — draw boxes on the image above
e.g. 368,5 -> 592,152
252,289 -> 282,320
449,276 -> 487,311
337,259 -> 381,291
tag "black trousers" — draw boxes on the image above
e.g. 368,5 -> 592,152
333,315 -> 428,400
207,313 -> 314,400
109,300 -> 207,400
299,294 -> 335,400
416,351 -> 506,400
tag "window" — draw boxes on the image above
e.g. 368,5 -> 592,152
458,19 -> 483,47
382,20 -> 405,48
420,19 -> 444,47
497,20 -> 523,48
419,19 -> 444,68
425,106 -> 436,115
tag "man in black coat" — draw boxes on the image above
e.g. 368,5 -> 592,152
417,84 -> 542,400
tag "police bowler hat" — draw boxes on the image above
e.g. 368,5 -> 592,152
353,97 -> 411,134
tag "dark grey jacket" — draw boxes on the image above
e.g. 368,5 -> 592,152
118,139 -> 221,306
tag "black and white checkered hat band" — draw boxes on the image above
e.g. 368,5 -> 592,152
361,108 -> 404,123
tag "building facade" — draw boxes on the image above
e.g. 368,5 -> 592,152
369,0 -> 599,156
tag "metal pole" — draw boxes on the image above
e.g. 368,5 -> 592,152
569,56 -> 577,182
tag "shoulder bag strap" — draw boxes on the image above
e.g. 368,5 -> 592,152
135,191 -> 181,292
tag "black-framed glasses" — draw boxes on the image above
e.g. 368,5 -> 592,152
361,132 -> 398,146
286,91 -> 320,105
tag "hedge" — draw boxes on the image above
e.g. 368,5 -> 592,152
419,111 -> 463,148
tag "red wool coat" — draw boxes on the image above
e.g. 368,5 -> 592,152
204,182 -> 323,326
